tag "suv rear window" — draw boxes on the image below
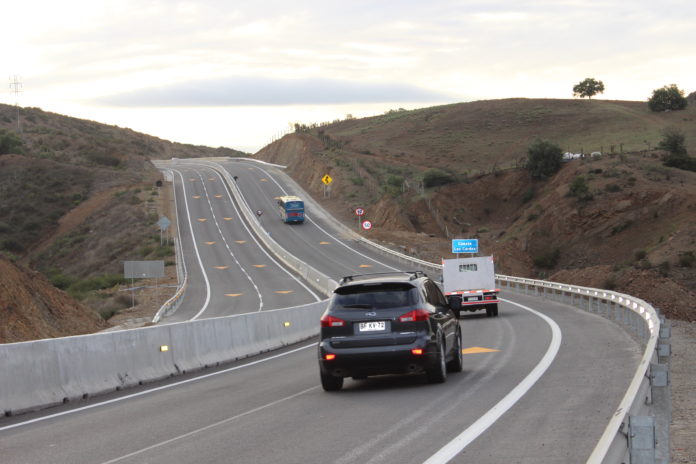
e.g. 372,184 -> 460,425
331,283 -> 417,310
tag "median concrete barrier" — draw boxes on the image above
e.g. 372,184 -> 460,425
0,300 -> 327,416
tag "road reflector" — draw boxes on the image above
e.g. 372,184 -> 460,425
160,345 -> 169,352
214,266 -> 229,270
462,347 -> 500,354
359,264 -> 372,268
253,264 -> 267,268
225,293 -> 242,297
214,194 -> 223,198
275,290 -> 293,294
260,178 -> 268,182
204,241 -> 216,245
197,218 -> 207,222
320,241 -> 330,245
283,322 -> 291,327
192,195 -> 201,199
235,240 -> 246,244
224,217 -> 233,221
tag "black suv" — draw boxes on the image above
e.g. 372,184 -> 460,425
318,271 -> 462,391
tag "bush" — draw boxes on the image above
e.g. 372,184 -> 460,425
678,251 -> 695,268
526,139 -> 563,179
533,247 -> 560,269
648,84 -> 688,112
422,168 -> 453,188
0,129 -> 23,155
568,175 -> 591,200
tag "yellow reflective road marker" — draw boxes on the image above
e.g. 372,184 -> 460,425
275,290 -> 294,294
235,240 -> 246,244
214,266 -> 229,270
192,195 -> 201,199
160,345 -> 170,352
224,217 -> 233,221
461,347 -> 501,354
283,322 -> 291,327
225,293 -> 242,297
260,178 -> 268,182
204,241 -> 216,245
197,218 -> 207,222
359,264 -> 373,268
214,194 -> 223,198
319,241 -> 330,245
253,264 -> 267,268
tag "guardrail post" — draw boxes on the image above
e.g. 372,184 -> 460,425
651,313 -> 671,464
628,415 -> 656,464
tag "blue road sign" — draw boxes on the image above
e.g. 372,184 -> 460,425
452,239 -> 478,254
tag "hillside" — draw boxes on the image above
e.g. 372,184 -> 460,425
257,98 -> 696,321
0,104 -> 248,340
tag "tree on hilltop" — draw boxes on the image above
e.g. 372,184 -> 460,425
648,84 -> 688,112
573,78 -> 605,99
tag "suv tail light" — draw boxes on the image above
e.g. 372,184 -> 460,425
320,314 -> 346,327
399,309 -> 429,322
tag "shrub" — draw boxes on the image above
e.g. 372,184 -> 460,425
678,251 -> 695,268
648,84 -> 688,112
422,168 -> 454,188
568,175 -> 593,201
533,247 -> 560,268
0,129 -> 23,155
526,139 -> 563,179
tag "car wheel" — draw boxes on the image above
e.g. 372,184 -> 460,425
320,371 -> 343,391
492,304 -> 499,317
426,339 -> 447,384
447,329 -> 463,373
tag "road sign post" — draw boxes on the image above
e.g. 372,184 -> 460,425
355,207 -> 365,231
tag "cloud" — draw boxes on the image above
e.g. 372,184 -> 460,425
94,76 -> 450,107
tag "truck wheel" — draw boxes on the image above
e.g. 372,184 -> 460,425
492,304 -> 499,317
486,306 -> 494,317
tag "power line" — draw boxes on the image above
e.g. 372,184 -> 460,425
9,75 -> 22,133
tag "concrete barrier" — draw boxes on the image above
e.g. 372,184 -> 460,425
0,301 -> 327,416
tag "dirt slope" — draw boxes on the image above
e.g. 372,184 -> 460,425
0,256 -> 107,343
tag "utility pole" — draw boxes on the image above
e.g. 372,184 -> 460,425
9,75 -> 22,133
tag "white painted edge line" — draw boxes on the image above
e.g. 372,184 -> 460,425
422,298 -> 562,464
172,169 -> 212,321
0,343 -> 317,432
243,162 -> 401,272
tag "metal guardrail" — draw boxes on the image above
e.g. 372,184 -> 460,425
159,157 -> 669,462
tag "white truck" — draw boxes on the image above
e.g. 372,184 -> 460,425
442,256 -> 500,317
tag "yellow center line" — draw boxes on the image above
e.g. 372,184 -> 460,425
461,347 -> 500,354
214,266 -> 229,270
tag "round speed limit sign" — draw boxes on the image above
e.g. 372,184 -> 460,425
355,208 -> 365,216
361,220 -> 372,230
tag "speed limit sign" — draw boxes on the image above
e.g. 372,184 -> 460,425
355,208 -> 365,216
361,220 -> 372,230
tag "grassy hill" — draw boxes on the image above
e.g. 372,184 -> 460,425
258,98 -> 696,321
0,104 -> 248,329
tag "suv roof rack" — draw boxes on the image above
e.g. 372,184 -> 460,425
338,271 -> 427,285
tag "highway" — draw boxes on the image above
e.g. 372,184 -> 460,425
0,159 -> 642,463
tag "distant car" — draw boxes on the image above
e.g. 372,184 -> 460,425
318,271 -> 463,391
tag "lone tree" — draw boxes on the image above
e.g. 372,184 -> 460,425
573,78 -> 605,99
648,84 -> 688,112
526,139 -> 563,179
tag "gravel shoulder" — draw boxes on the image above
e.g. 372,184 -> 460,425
670,320 -> 696,464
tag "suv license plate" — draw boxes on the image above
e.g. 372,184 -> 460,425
359,321 -> 385,332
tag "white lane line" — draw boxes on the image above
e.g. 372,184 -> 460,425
99,385 -> 320,464
239,162 -> 401,271
422,298 -> 562,464
0,343 -> 317,433
205,166 -> 321,303
173,169 -> 212,321
193,169 -> 264,313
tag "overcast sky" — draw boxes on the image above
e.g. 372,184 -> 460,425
2,0 -> 695,152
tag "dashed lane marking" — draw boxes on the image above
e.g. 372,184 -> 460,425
461,347 -> 501,354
